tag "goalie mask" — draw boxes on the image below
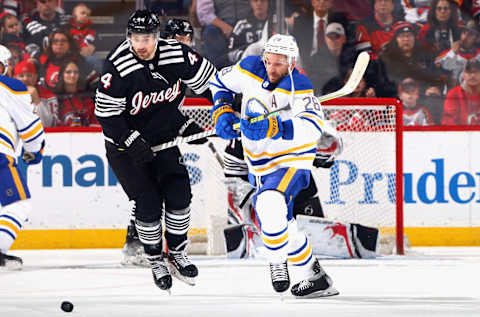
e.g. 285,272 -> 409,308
0,45 -> 11,75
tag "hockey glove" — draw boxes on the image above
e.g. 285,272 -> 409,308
240,111 -> 294,141
211,102 -> 240,140
313,128 -> 343,168
21,140 -> 45,165
120,130 -> 154,165
179,119 -> 208,145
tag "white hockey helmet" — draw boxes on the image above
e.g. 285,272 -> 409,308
0,45 -> 11,75
263,34 -> 299,65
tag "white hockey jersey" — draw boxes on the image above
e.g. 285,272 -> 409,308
0,75 -> 44,159
210,56 -> 327,176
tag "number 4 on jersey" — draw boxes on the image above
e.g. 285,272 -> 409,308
101,73 -> 113,89
188,52 -> 198,65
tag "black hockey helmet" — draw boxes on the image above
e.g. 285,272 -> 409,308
127,10 -> 160,35
163,18 -> 194,39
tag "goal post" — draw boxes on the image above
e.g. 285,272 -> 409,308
180,97 -> 404,255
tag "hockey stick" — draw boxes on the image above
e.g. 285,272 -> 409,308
317,51 -> 370,103
150,107 -> 292,152
151,129 -> 216,152
207,141 -> 225,168
231,51 -> 370,129
151,52 -> 370,153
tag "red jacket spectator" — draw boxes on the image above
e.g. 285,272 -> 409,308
59,93 -> 98,127
68,17 -> 95,49
442,85 -> 480,125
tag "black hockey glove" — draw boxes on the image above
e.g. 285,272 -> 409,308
179,119 -> 208,145
120,130 -> 154,165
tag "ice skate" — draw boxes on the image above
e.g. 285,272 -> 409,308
121,224 -> 148,267
269,261 -> 290,293
291,259 -> 339,298
167,241 -> 198,286
148,253 -> 172,291
0,251 -> 23,270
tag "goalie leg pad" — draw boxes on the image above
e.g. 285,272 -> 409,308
0,199 -> 31,252
255,190 -> 289,263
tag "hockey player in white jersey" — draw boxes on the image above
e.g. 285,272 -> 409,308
210,34 -> 339,298
0,46 -> 45,269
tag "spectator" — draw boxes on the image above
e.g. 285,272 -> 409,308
400,0 -> 431,25
435,20 -> 480,88
39,29 -> 98,91
67,3 -> 102,74
442,59 -> 480,125
22,0 -> 67,58
379,21 -> 444,96
0,13 -> 24,48
14,59 -> 60,127
355,0 -> 404,59
308,22 -> 357,92
291,0 -> 350,70
0,0 -> 21,16
240,12 -> 277,59
399,77 -> 434,125
325,65 -> 377,97
417,0 -> 461,56
224,0 -> 269,65
68,3 -> 95,57
54,61 -> 98,127
196,0 -> 251,68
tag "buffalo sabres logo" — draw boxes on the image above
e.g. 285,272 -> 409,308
245,97 -> 268,115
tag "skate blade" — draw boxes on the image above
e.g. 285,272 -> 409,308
168,264 -> 196,286
294,287 -> 339,299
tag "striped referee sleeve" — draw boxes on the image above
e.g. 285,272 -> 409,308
183,58 -> 217,94
94,90 -> 127,117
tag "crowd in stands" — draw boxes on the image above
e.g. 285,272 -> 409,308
0,0 -> 99,127
1,0 -> 479,127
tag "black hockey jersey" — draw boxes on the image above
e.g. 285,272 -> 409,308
95,39 -> 216,146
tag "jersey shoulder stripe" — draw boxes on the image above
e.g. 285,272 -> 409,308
0,76 -> 28,94
275,69 -> 313,94
107,41 -> 144,77
238,55 -> 266,82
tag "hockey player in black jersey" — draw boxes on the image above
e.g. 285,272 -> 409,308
94,10 -> 216,291
120,17 -> 212,269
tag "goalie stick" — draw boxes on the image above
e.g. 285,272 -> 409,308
151,52 -> 369,153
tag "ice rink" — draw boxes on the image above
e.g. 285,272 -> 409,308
1,247 -> 479,316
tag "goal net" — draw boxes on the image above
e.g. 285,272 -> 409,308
180,98 -> 404,255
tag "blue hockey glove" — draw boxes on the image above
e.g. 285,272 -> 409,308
211,102 -> 240,140
240,111 -> 294,141
21,140 -> 45,165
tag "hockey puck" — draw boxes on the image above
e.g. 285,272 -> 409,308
61,301 -> 74,312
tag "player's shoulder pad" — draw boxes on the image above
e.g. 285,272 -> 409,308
106,40 -> 144,77
238,55 -> 266,81
0,75 -> 28,94
275,68 -> 313,94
